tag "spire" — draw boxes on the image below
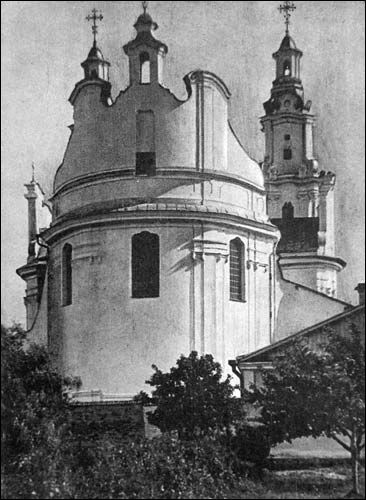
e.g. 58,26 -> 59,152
278,1 -> 296,36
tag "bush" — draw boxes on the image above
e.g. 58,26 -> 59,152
2,433 -> 250,499
230,424 -> 271,465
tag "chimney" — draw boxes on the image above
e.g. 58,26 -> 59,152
355,283 -> 365,305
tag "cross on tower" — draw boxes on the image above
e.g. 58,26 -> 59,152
278,1 -> 296,35
86,8 -> 103,44
142,1 -> 148,14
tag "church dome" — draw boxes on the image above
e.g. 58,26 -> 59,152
134,12 -> 158,31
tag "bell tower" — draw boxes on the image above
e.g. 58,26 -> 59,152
69,8 -> 111,106
261,1 -> 346,297
123,1 -> 168,86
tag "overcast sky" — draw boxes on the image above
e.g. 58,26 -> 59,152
1,1 -> 365,325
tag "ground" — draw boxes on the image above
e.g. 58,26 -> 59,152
231,463 -> 365,499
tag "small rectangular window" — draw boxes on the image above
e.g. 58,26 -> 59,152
284,134 -> 291,141
136,152 -> 156,176
283,148 -> 292,160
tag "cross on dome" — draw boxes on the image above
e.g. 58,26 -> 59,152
86,8 -> 104,45
278,1 -> 296,35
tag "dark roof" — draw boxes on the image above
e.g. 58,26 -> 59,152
123,31 -> 168,54
279,34 -> 297,50
134,12 -> 157,29
86,43 -> 105,61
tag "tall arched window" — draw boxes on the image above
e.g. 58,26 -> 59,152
132,232 -> 159,298
229,238 -> 245,302
62,243 -> 72,306
283,60 -> 291,76
140,52 -> 150,84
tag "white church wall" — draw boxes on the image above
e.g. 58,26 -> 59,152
46,222 -> 276,398
274,266 -> 348,342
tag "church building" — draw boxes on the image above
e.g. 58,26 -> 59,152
17,2 -> 364,402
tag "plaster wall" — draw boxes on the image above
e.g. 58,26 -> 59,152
53,176 -> 267,223
281,264 -> 337,296
27,272 -> 48,346
55,77 -> 264,195
274,266 -> 348,342
272,120 -> 303,173
47,223 -> 275,397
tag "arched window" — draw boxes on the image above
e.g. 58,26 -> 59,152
140,52 -> 150,84
229,238 -> 245,302
282,202 -> 294,219
132,232 -> 159,298
62,243 -> 72,306
283,60 -> 291,76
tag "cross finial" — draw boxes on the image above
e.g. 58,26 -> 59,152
86,8 -> 103,45
142,1 -> 148,14
31,162 -> 35,183
278,1 -> 296,35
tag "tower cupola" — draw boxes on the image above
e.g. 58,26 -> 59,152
264,1 -> 306,115
69,8 -> 111,105
123,2 -> 168,86
272,34 -> 302,82
81,41 -> 110,81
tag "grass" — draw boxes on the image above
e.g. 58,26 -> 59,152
230,464 -> 365,499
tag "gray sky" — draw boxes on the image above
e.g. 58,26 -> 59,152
1,1 -> 365,325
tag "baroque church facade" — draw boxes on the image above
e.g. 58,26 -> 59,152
17,4 -> 363,402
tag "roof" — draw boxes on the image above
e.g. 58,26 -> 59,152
86,44 -> 105,61
279,34 -> 297,50
236,304 -> 365,364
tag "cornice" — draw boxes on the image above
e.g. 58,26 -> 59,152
42,209 -> 280,246
52,167 -> 266,199
279,253 -> 347,271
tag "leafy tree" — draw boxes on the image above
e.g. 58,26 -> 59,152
137,351 -> 242,439
247,323 -> 365,495
1,323 -> 80,470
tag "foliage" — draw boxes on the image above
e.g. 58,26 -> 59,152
247,323 -> 365,493
1,323 -> 80,470
136,350 -> 242,438
230,423 -> 271,465
2,433 -> 249,499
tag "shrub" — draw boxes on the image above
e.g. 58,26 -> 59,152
230,424 -> 271,465
2,433 -> 249,499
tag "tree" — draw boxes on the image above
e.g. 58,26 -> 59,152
136,351 -> 242,439
247,323 -> 365,495
1,323 -> 80,469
